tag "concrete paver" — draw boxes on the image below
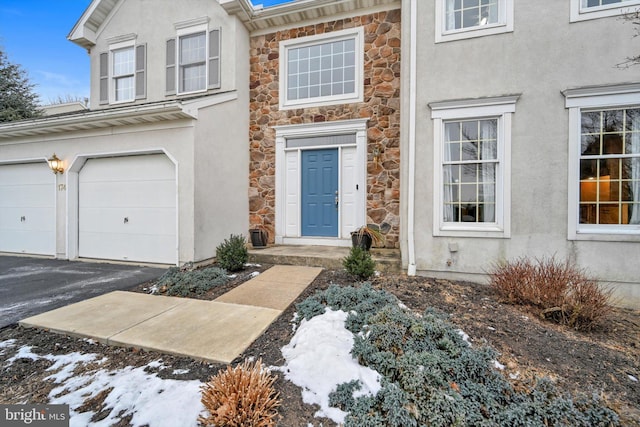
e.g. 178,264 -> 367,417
20,291 -> 186,341
109,301 -> 280,363
19,265 -> 322,363
216,265 -> 322,310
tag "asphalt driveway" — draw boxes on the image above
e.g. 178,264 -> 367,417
0,256 -> 166,328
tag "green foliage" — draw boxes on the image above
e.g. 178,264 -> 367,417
216,234 -> 248,272
157,266 -> 229,297
295,285 -> 620,426
343,246 -> 376,280
294,283 -> 397,333
0,49 -> 42,122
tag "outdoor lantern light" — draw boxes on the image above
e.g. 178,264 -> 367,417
48,153 -> 64,174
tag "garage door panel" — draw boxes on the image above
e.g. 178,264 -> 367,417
0,185 -> 53,208
79,232 -> 175,264
80,156 -> 174,182
0,163 -> 55,255
80,207 -> 175,235
80,181 -> 175,208
78,154 -> 176,264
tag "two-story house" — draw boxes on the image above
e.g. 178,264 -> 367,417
0,0 -> 250,266
1,0 -> 639,308
400,0 -> 640,307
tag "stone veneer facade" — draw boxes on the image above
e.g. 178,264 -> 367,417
249,9 -> 401,248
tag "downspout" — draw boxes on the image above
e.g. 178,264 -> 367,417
407,0 -> 417,276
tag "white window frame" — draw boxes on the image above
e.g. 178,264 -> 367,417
565,83 -> 640,241
109,39 -> 135,104
279,27 -> 364,110
570,0 -> 640,22
176,23 -> 209,95
435,0 -> 514,43
430,95 -> 518,238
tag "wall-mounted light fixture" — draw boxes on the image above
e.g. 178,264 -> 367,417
48,153 -> 64,174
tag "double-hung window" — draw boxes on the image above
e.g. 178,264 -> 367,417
166,19 -> 221,96
113,47 -> 135,102
279,27 -> 363,110
99,37 -> 146,105
435,0 -> 514,43
431,96 -> 518,237
565,84 -> 640,239
570,0 -> 640,22
179,32 -> 206,93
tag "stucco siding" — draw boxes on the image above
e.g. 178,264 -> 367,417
88,0 -> 242,109
405,0 -> 640,307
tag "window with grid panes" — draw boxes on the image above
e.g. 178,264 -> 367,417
443,119 -> 498,223
179,32 -> 206,93
579,107 -> 640,225
280,28 -> 363,109
113,47 -> 135,102
445,0 -> 500,31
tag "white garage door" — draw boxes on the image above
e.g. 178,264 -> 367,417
79,154 -> 176,264
0,162 -> 56,255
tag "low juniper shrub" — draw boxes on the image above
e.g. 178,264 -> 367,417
294,283 -> 397,333
157,266 -> 228,297
216,234 -> 248,272
296,285 -> 620,427
343,246 -> 376,280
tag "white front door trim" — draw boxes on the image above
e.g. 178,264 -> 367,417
274,118 -> 368,246
67,148 -> 179,265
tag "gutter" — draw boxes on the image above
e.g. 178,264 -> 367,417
407,0 -> 417,276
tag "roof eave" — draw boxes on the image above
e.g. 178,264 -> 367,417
0,102 -> 193,140
222,0 -> 400,33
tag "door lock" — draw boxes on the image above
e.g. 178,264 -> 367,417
335,190 -> 339,209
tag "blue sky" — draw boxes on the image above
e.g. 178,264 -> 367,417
0,0 -> 291,106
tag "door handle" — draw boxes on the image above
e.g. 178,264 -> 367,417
124,217 -> 129,224
20,216 -> 26,222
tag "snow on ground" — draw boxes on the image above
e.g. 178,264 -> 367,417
2,342 -> 203,427
277,309 -> 382,425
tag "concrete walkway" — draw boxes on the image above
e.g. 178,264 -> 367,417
19,265 -> 322,363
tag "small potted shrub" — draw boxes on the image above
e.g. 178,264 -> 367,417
351,224 -> 384,251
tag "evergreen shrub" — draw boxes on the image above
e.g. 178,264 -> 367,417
157,266 -> 229,297
216,234 -> 248,272
343,246 -> 376,280
296,285 -> 620,426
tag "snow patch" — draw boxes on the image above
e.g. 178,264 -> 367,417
493,360 -> 505,371
172,369 -> 190,375
279,309 -> 381,425
629,375 -> 638,382
457,329 -> 471,346
244,263 -> 262,268
3,346 -> 203,426
0,339 -> 17,350
50,362 -> 203,427
249,271 -> 260,278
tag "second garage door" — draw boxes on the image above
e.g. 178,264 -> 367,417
78,154 -> 176,264
0,162 -> 55,256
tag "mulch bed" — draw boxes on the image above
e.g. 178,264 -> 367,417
1,265 -> 639,426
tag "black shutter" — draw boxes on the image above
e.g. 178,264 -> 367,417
99,52 -> 109,104
208,29 -> 220,90
135,44 -> 146,99
166,38 -> 176,95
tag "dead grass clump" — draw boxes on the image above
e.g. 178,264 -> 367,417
489,257 -> 613,330
199,359 -> 280,427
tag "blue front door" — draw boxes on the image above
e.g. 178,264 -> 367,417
301,149 -> 339,237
